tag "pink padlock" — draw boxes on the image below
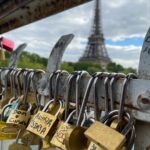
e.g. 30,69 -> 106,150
0,37 -> 14,52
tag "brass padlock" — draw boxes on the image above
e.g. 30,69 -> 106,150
1,96 -> 22,121
21,130 -> 41,145
41,100 -> 65,149
0,105 -> 18,138
6,103 -> 32,129
63,111 -> 88,150
50,109 -> 76,150
27,99 -> 62,138
84,121 -> 126,150
0,48 -> 5,60
9,129 -> 31,150
0,121 -> 17,140
0,87 -> 13,111
87,119 -> 127,150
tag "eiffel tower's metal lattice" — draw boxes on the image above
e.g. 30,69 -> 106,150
79,0 -> 111,67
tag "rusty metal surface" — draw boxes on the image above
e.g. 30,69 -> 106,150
39,72 -> 150,122
37,34 -> 74,95
0,0 -> 92,34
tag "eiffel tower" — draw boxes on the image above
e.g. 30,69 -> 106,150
79,0 -> 111,67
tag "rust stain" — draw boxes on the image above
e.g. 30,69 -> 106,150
0,0 -> 92,34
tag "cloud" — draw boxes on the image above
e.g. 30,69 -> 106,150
106,44 -> 141,68
0,0 -> 149,69
113,58 -> 139,68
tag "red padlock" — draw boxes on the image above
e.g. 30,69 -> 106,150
0,37 -> 14,52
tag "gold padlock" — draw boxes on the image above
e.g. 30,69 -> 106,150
27,100 -> 62,138
84,121 -> 126,150
0,87 -> 13,111
50,110 -> 76,150
21,130 -> 41,145
0,121 -> 17,140
87,119 -> 127,150
6,103 -> 32,129
41,100 -> 65,149
9,129 -> 31,150
0,48 -> 5,60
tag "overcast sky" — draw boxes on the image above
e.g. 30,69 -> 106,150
1,0 -> 150,69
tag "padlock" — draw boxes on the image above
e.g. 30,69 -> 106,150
85,109 -> 135,150
84,121 -> 126,150
0,104 -> 18,138
9,129 -> 32,150
87,127 -> 126,150
27,99 -> 62,139
64,123 -> 88,150
21,130 -> 41,145
0,120 -> 17,140
1,96 -> 22,121
6,102 -> 32,129
41,101 -> 65,149
50,109 -> 77,150
0,48 -> 5,60
0,87 -> 13,111
63,110 -> 88,150
0,37 -> 14,52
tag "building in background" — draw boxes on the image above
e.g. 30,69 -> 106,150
79,0 -> 111,67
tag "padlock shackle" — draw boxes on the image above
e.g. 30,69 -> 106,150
118,73 -> 137,121
23,71 -> 34,105
76,71 -> 90,117
77,76 -> 95,126
42,99 -> 62,117
65,72 -> 79,120
93,72 -> 104,121
109,73 -> 126,111
65,109 -> 76,123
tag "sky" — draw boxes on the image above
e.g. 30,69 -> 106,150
1,0 -> 150,69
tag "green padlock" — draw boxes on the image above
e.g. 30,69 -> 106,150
1,98 -> 21,121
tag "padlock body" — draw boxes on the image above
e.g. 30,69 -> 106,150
2,101 -> 20,121
8,143 -> 31,150
65,126 -> 88,150
84,121 -> 126,150
0,121 -> 18,139
0,49 -> 5,60
51,121 -> 72,150
0,123 -> 17,140
0,37 -> 14,52
27,111 -> 58,138
7,109 -> 30,128
21,131 -> 40,145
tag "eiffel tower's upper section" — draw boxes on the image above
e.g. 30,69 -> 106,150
79,0 -> 111,67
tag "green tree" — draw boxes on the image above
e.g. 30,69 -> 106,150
61,62 -> 74,72
0,50 -> 136,75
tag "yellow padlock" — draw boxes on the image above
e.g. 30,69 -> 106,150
0,48 -> 5,60
0,121 -> 17,140
84,121 -> 126,150
6,103 -> 32,129
50,110 -> 76,150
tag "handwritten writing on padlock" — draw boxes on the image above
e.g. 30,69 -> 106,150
50,110 -> 76,150
6,103 -> 31,128
27,111 -> 57,138
27,100 -> 62,138
7,109 -> 30,128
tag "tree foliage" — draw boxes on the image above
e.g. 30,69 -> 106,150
0,51 -> 136,74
